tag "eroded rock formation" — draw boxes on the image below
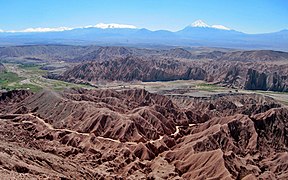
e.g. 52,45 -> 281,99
0,89 -> 287,179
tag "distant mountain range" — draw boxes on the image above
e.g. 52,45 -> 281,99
0,20 -> 287,51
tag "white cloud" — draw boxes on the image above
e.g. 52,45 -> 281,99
0,29 -> 4,33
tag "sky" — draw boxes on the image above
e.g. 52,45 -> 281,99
0,0 -> 287,34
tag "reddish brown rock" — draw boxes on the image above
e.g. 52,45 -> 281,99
0,89 -> 288,179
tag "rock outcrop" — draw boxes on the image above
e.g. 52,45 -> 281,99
244,69 -> 288,91
54,57 -> 207,83
54,55 -> 288,92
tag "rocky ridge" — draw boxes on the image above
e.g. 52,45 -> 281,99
54,56 -> 288,92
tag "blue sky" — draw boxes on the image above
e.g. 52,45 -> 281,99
0,0 -> 287,33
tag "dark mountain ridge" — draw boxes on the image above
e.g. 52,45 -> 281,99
1,45 -> 288,62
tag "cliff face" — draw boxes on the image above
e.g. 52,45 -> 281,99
244,69 -> 268,90
53,56 -> 288,92
244,69 -> 288,91
268,72 -> 288,91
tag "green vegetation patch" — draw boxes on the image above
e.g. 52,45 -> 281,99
0,71 -> 25,86
0,71 -> 42,92
1,63 -> 95,93
19,63 -> 40,69
6,83 -> 42,92
50,79 -> 92,91
19,63 -> 47,76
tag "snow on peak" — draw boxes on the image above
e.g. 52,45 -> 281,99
7,27 -> 73,33
86,23 -> 137,29
190,20 -> 231,30
3,23 -> 137,33
20,27 -> 73,33
211,25 -> 231,30
191,20 -> 210,28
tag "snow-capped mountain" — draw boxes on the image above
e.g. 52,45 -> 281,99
0,21 -> 287,51
0,23 -> 137,33
177,20 -> 240,39
190,20 -> 231,30
191,20 -> 210,28
0,20 -> 232,33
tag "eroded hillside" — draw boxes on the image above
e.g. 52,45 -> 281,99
0,89 -> 287,179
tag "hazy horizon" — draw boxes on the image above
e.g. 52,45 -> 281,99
0,0 -> 287,34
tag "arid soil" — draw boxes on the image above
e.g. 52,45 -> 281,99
0,89 -> 287,179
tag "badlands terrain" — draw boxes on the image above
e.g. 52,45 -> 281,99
0,88 -> 288,179
0,45 -> 288,179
